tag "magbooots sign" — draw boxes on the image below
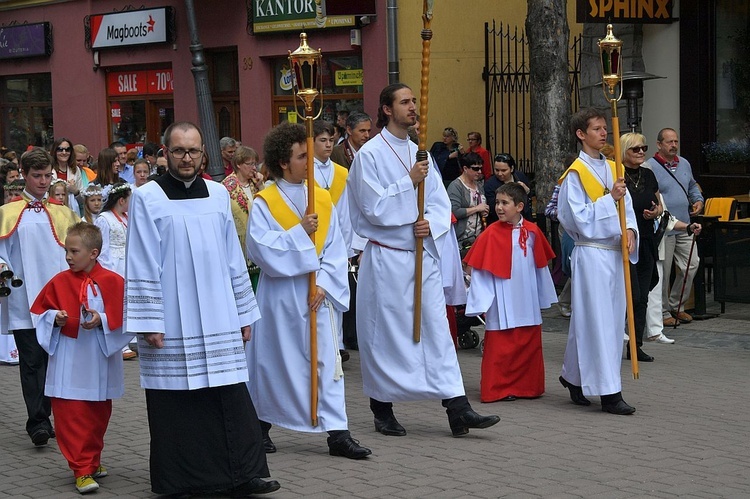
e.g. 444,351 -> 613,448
87,7 -> 175,49
252,0 -> 355,34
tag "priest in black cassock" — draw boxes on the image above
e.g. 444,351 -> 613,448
124,121 -> 280,497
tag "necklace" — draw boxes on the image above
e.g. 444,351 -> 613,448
380,132 -> 412,174
276,182 -> 307,219
315,160 -> 333,190
624,166 -> 642,188
582,155 -> 610,195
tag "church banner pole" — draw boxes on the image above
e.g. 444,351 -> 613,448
289,33 -> 324,425
414,0 -> 434,343
599,25 -> 639,379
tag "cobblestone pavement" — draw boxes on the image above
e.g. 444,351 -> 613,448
1,302 -> 749,498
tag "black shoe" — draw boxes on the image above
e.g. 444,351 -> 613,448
448,409 -> 501,437
374,416 -> 406,436
559,376 -> 591,406
263,435 -> 276,454
230,477 -> 281,497
602,399 -> 636,415
328,435 -> 372,459
339,349 -> 350,362
499,395 -> 517,402
30,428 -> 50,447
626,348 -> 654,362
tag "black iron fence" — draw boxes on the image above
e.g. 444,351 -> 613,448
484,21 -> 581,175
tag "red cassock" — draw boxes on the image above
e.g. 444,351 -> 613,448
464,220 -> 555,402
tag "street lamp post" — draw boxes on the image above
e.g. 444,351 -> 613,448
598,24 -> 639,379
288,32 -> 323,426
184,0 -> 223,180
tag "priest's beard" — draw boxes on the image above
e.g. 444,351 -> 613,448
167,159 -> 199,181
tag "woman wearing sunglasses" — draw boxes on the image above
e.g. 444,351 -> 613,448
447,152 -> 489,253
50,137 -> 89,215
621,133 -> 663,362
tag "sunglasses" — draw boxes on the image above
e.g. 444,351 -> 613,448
56,147 -> 72,153
629,145 -> 648,153
468,166 -> 483,171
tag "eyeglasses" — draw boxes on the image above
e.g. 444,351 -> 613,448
468,166 -> 483,171
56,147 -> 72,153
168,148 -> 204,160
629,145 -> 648,153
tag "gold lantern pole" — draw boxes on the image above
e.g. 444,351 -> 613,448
598,24 -> 639,380
413,0 -> 434,343
289,32 -> 324,425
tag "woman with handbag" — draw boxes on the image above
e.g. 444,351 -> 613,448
621,133 -> 663,362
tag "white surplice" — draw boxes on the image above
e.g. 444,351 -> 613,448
465,223 -> 558,329
347,128 -> 466,402
0,334 -> 18,363
442,225 -> 467,306
314,158 -> 355,258
33,284 -> 131,401
0,201 -> 73,335
95,211 -> 127,276
246,180 -> 350,432
557,151 -> 639,397
124,180 -> 260,390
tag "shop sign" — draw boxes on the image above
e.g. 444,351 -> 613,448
334,69 -> 363,87
89,7 -> 173,49
111,103 -> 122,124
0,22 -> 52,60
577,0 -> 674,23
279,66 -> 294,91
253,0 -> 355,34
107,69 -> 174,96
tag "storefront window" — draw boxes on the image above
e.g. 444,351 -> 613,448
271,54 -> 363,125
0,73 -> 53,154
715,2 -> 750,145
107,68 -> 174,147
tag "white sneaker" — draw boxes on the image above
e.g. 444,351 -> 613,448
647,333 -> 675,344
558,304 -> 571,318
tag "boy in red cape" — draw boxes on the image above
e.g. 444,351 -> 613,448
31,222 -> 130,494
463,183 -> 557,402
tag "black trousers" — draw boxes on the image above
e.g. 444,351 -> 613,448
12,328 -> 52,436
629,240 -> 658,348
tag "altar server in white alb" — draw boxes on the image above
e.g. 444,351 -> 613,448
557,108 -> 639,415
246,122 -> 370,460
124,122 -> 279,497
31,222 -> 131,494
347,83 -> 500,437
0,147 -> 80,447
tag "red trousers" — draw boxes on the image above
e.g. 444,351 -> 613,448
481,325 -> 544,402
51,398 -> 112,477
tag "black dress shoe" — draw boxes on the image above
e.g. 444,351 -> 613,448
449,409 -> 501,437
263,436 -> 276,454
374,416 -> 406,436
559,376 -> 591,406
626,348 -> 654,362
499,395 -> 517,402
31,428 -> 50,447
328,435 -> 372,459
601,399 -> 636,415
230,477 -> 281,497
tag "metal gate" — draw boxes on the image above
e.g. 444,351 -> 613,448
484,21 -> 581,175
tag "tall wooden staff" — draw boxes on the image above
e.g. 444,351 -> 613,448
289,33 -> 324,424
413,0 -> 434,343
598,25 -> 639,379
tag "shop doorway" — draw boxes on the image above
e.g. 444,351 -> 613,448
149,100 -> 174,144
